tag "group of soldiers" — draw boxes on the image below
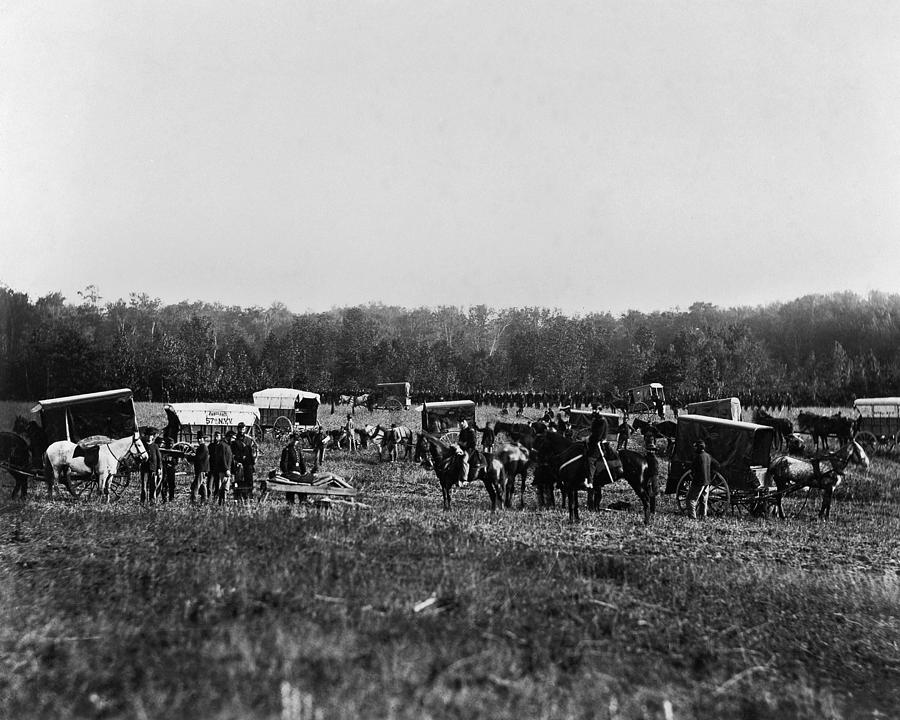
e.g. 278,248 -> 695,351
138,423 -> 257,505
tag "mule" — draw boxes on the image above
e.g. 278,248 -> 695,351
423,433 -> 469,510
766,439 -> 869,520
43,432 -> 148,501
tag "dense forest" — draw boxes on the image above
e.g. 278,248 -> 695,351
2,284 -> 900,405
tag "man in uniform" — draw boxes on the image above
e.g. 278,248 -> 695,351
687,440 -> 720,520
139,428 -> 162,505
229,428 -> 247,502
584,411 -> 610,489
457,419 -> 481,487
189,433 -> 210,503
280,433 -> 306,504
160,436 -> 178,503
209,431 -> 233,505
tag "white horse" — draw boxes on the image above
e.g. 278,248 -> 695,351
766,439 -> 869,519
43,432 -> 148,501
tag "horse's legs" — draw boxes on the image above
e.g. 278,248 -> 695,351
820,486 -> 834,520
482,476 -> 497,512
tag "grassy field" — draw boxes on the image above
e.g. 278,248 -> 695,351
0,402 -> 898,719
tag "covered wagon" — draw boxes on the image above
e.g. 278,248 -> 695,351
164,403 -> 260,445
684,397 -> 742,422
252,388 -> 321,440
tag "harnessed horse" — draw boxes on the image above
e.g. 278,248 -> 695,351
43,432 -> 148,502
766,439 -> 869,520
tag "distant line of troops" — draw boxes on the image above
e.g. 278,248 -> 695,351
138,423 -> 257,505
327,387 -> 794,414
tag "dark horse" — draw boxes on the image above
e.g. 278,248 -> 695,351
753,409 -> 793,450
4,417 -> 48,499
534,431 -> 658,524
423,433 -> 469,511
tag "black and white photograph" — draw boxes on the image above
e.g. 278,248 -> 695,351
1,2 -> 899,718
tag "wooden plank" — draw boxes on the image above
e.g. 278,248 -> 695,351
266,480 -> 357,497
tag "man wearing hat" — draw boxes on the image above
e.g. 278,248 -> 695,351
687,439 -> 720,520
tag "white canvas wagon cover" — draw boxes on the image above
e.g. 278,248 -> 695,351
854,397 -> 900,414
252,388 -> 321,412
164,403 -> 260,429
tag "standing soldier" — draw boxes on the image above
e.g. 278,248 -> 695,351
139,428 -> 162,505
209,431 -> 233,505
160,437 -> 178,503
311,423 -> 328,470
480,422 -> 495,455
687,440 -> 720,520
616,420 -> 631,451
189,433 -> 210,503
230,428 -> 247,502
345,414 -> 357,453
280,434 -> 306,504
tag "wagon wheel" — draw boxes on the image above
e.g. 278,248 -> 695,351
854,431 -> 878,456
67,473 -> 98,500
632,402 -> 651,423
675,471 -> 731,516
272,416 -> 294,442
383,398 -> 404,412
440,431 -> 460,446
252,420 -> 263,442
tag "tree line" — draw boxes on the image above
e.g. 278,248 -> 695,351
2,284 -> 899,406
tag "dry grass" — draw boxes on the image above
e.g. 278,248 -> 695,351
0,402 -> 898,719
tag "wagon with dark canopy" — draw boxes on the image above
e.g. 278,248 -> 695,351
665,414 -> 776,516
419,400 -> 477,445
1,388 -> 140,500
375,382 -> 411,412
252,388 -> 320,440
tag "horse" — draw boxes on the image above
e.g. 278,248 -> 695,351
4,417 -> 47,499
423,433 -> 469,511
493,420 -> 540,452
466,450 -> 509,511
496,443 -> 530,508
534,431 -> 658,524
0,431 -> 34,499
340,393 -> 377,414
797,411 -> 833,451
383,425 -> 414,461
631,418 -> 675,454
766,439 -> 869,520
43,432 -> 148,501
753,410 -> 793,450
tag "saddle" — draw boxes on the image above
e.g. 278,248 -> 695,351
73,444 -> 101,468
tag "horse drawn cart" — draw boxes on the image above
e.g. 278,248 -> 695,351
419,400 -> 476,445
252,388 -> 320,441
624,383 -> 666,421
666,414 -> 777,517
375,382 -> 411,412
853,397 -> 900,455
0,388 -> 140,500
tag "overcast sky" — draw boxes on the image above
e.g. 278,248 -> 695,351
2,1 -> 899,315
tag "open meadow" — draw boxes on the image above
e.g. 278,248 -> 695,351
0,402 -> 898,719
